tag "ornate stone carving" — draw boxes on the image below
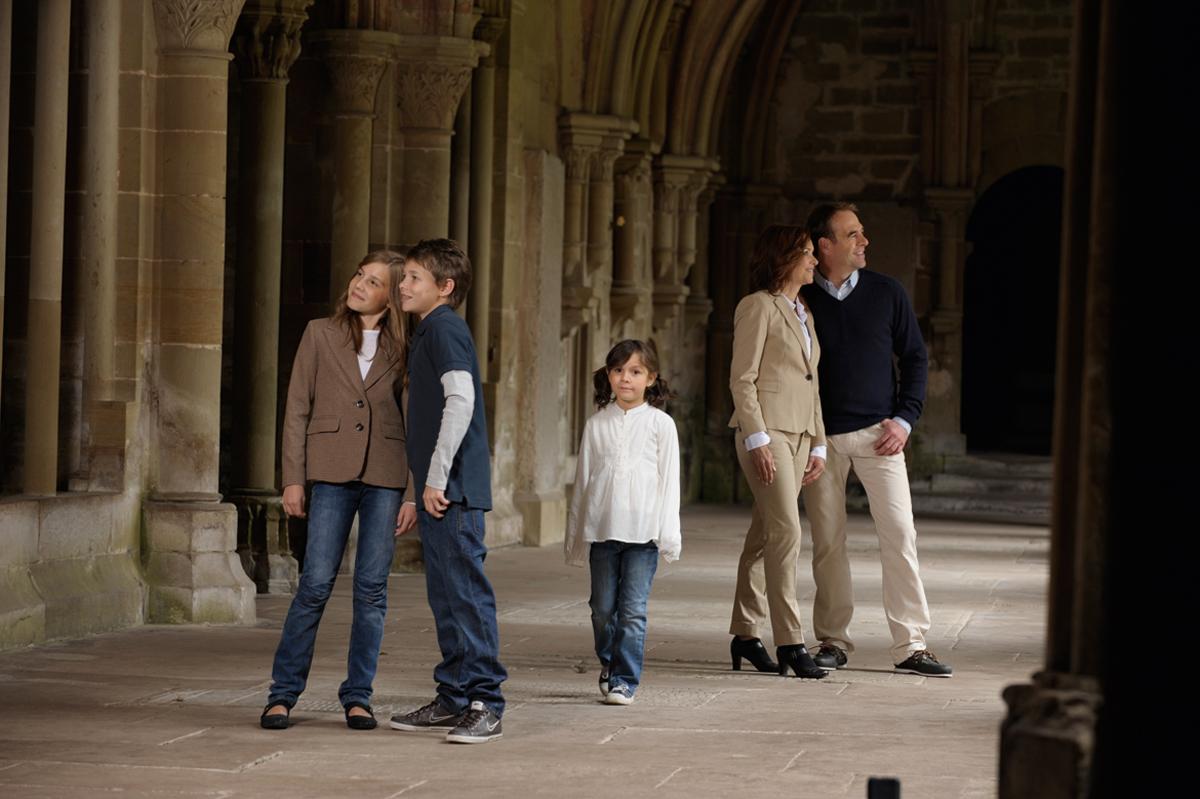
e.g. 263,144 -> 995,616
563,145 -> 593,183
233,1 -> 313,81
152,0 -> 245,53
308,30 -> 397,116
394,62 -> 474,129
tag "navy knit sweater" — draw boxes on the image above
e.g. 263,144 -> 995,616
800,269 -> 928,436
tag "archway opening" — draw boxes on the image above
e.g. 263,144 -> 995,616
963,165 -> 1063,455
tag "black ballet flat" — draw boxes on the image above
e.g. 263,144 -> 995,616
260,702 -> 292,730
344,701 -> 377,730
776,644 -> 828,679
730,636 -> 779,673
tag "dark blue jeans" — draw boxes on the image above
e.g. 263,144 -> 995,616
267,481 -> 400,709
418,503 -> 507,716
589,540 -> 659,693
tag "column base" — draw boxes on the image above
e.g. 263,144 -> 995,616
515,490 -> 566,547
701,430 -> 740,504
230,493 -> 298,594
999,671 -> 1102,799
143,500 -> 256,624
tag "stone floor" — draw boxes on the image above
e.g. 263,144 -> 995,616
0,505 -> 1047,798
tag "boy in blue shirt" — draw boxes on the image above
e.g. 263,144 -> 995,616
388,239 -> 506,744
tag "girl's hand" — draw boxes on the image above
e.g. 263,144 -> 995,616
749,446 -> 775,485
395,502 -> 418,536
801,454 -> 826,487
282,484 -> 306,518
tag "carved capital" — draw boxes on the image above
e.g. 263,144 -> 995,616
233,1 -> 313,81
153,0 -> 246,55
563,145 -> 593,183
309,29 -> 397,116
393,35 -> 484,130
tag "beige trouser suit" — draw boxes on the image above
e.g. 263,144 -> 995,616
803,424 -> 931,661
727,291 -> 825,646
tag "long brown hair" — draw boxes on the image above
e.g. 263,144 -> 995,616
331,249 -> 407,361
591,339 -> 674,410
749,225 -> 812,297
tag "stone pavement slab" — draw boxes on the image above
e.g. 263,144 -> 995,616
0,505 -> 1047,798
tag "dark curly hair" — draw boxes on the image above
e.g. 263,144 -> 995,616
591,339 -> 673,410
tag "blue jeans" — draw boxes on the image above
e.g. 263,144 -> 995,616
267,481 -> 400,709
589,540 -> 659,693
419,503 -> 507,716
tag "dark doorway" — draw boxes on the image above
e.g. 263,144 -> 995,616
963,165 -> 1063,455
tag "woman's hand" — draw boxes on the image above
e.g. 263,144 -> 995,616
395,501 -> 418,536
282,484 -> 306,518
749,445 -> 776,485
801,455 -> 826,487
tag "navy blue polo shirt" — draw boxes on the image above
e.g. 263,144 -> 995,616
406,304 -> 492,511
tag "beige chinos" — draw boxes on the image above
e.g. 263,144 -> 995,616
804,421 -> 931,661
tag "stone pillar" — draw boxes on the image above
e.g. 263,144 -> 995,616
559,112 -> 635,451
0,0 -> 11,408
514,149 -> 567,546
467,15 -> 506,366
997,1 -> 1117,793
449,89 -> 471,248
309,29 -> 393,299
144,0 -> 254,624
229,0 -> 311,594
392,35 -> 484,245
650,154 -> 710,386
23,0 -> 71,496
611,139 -> 655,341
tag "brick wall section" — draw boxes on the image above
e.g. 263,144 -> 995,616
989,0 -> 1072,102
770,0 -> 1072,205
772,0 -> 921,202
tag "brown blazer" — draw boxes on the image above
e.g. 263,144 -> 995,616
728,290 -> 826,446
281,317 -> 409,490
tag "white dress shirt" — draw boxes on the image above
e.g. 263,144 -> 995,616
565,402 -> 682,566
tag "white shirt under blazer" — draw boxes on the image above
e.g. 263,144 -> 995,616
565,402 -> 682,566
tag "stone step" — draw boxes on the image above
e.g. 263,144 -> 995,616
941,452 -> 1053,479
923,472 -> 1052,497
845,487 -> 1050,527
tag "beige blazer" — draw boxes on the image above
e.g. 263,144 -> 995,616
728,290 -> 826,446
281,318 -> 409,490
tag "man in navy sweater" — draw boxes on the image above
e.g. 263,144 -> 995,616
799,202 -> 952,677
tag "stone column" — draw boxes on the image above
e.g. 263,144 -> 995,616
229,0 -> 311,594
611,139 -> 655,341
0,0 -> 11,408
650,154 -> 710,385
392,35 -> 484,245
308,29 -> 393,299
997,2 -> 1116,793
559,112 -> 635,450
23,0 -> 71,496
144,0 -> 254,624
467,15 -> 506,366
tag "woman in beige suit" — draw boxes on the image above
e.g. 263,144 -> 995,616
728,225 -> 828,679
261,250 -> 416,731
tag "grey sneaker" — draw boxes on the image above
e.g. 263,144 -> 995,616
813,644 -> 848,671
445,700 -> 503,744
894,649 -> 953,678
389,699 -> 462,732
603,684 -> 634,705
599,663 -> 611,697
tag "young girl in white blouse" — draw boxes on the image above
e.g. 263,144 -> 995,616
565,339 -> 681,705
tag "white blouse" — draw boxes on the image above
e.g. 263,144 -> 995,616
564,402 -> 682,566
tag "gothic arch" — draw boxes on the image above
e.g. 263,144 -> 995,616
977,89 -> 1068,197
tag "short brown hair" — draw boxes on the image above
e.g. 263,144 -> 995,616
749,225 -> 811,294
406,238 -> 472,309
805,202 -> 860,251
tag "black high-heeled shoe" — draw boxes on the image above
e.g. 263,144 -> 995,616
730,636 -> 779,672
776,644 -> 828,679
